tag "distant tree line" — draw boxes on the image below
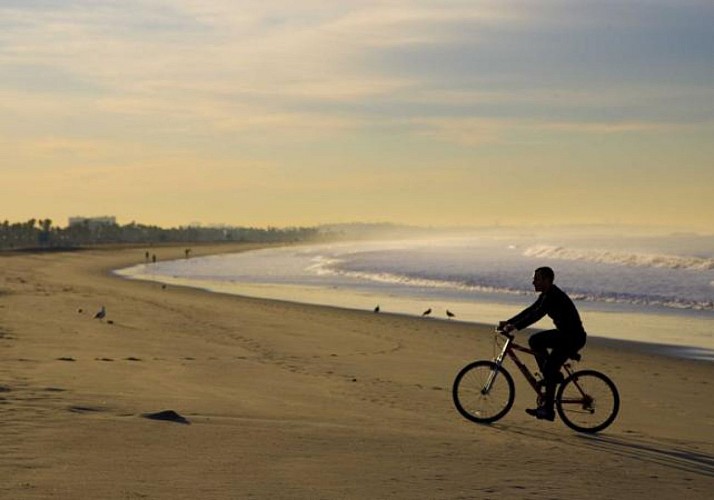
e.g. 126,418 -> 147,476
0,218 -> 324,250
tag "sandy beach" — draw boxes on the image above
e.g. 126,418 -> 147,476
1,244 -> 713,499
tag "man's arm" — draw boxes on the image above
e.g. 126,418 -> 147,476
506,294 -> 548,330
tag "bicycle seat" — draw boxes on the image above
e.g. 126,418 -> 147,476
568,352 -> 582,362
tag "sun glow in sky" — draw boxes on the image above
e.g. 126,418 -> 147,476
1,0 -> 713,231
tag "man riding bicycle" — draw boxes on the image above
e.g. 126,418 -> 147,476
499,266 -> 587,422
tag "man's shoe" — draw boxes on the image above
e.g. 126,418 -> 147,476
525,407 -> 555,421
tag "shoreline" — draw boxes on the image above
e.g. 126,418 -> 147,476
114,247 -> 714,362
116,271 -> 714,363
2,244 -> 713,499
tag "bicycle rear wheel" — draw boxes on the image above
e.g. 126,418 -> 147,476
556,369 -> 619,433
452,360 -> 515,424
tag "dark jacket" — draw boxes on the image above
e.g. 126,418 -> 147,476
508,284 -> 586,334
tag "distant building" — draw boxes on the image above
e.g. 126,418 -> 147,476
68,216 -> 117,230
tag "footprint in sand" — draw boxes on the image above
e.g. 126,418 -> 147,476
68,405 -> 104,414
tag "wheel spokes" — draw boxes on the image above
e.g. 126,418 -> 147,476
556,370 -> 619,433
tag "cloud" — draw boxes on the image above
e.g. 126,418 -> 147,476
3,0 -> 712,141
319,3 -> 522,47
405,115 -> 692,147
27,137 -> 105,157
1,1 -> 713,231
539,121 -> 681,135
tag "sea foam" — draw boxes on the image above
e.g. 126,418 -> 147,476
523,245 -> 714,271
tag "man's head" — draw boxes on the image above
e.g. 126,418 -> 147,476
532,266 -> 555,292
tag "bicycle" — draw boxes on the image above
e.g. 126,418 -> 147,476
452,328 -> 620,433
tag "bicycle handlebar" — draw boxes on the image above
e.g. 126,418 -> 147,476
495,327 -> 515,339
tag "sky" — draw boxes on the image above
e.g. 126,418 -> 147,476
1,0 -> 713,232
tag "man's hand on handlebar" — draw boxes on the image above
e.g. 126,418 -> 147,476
497,321 -> 516,334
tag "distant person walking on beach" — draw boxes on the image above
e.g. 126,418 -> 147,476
498,267 -> 586,422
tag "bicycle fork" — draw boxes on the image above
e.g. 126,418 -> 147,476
482,363 -> 501,394
482,337 -> 511,394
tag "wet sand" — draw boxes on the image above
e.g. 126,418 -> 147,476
1,244 -> 713,499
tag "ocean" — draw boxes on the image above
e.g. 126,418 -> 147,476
116,232 -> 714,360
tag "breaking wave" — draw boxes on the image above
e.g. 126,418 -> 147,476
310,255 -> 714,312
523,245 -> 714,271
309,259 -> 528,297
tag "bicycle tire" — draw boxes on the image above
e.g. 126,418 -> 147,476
555,369 -> 619,433
452,360 -> 515,424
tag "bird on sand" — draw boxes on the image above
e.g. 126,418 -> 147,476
446,309 -> 455,319
93,306 -> 106,320
374,305 -> 380,313
422,308 -> 432,317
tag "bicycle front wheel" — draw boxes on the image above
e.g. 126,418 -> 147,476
556,369 -> 619,433
452,360 -> 515,424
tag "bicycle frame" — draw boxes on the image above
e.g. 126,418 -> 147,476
485,332 -> 576,395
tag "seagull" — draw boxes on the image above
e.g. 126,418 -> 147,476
446,310 -> 455,319
374,305 -> 380,313
93,306 -> 106,320
422,308 -> 432,317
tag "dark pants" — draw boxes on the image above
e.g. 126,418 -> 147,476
528,329 -> 586,409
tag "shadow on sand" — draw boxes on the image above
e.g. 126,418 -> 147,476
576,434 -> 714,477
489,423 -> 714,477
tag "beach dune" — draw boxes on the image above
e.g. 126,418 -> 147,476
1,244 -> 713,499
